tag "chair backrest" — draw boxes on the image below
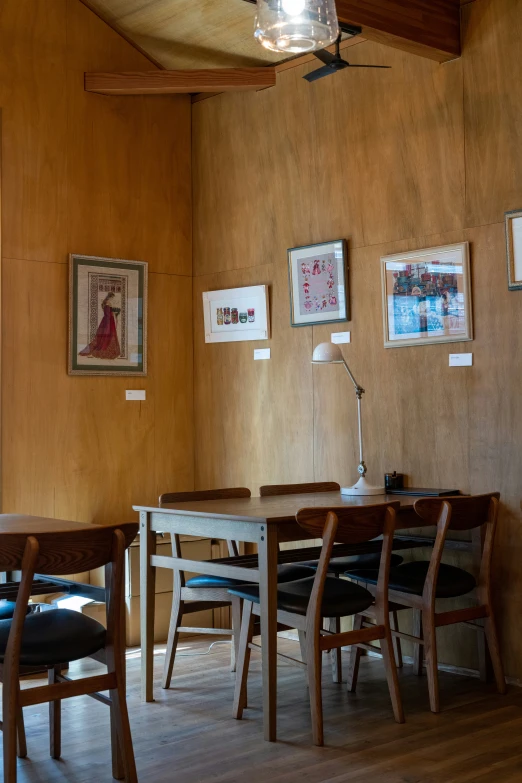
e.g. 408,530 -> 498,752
296,502 -> 400,545
260,482 -> 340,497
159,487 -> 251,559
413,493 -> 500,606
159,487 -> 251,505
0,520 -> 137,575
2,520 -> 137,684
296,502 -> 400,634
414,493 -> 500,531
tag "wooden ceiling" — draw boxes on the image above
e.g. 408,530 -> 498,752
82,0 -> 462,70
81,0 -> 285,69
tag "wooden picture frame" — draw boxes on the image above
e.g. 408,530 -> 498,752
288,239 -> 349,327
381,242 -> 473,348
68,254 -> 147,376
505,209 -> 522,290
202,285 -> 270,343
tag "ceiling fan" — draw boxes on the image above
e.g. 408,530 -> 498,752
304,34 -> 391,83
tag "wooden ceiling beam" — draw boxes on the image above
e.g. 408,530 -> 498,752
84,68 -> 276,95
332,1 -> 460,62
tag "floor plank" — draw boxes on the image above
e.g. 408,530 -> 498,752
2,635 -> 521,782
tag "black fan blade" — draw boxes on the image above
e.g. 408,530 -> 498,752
303,64 -> 335,82
345,63 -> 391,69
313,48 -> 336,65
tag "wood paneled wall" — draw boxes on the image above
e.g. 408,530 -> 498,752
0,0 -> 193,528
192,0 -> 522,677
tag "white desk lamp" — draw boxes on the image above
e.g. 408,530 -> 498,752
312,342 -> 385,496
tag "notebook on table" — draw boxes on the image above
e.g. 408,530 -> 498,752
387,488 -> 461,497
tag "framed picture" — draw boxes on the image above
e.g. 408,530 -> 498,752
203,285 -> 269,343
288,239 -> 348,327
381,242 -> 472,348
69,254 -> 147,376
505,209 -> 522,290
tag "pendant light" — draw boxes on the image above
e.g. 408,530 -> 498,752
254,0 -> 339,54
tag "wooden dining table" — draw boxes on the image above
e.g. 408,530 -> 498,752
134,491 -> 471,742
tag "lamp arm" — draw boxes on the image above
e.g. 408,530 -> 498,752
341,360 -> 365,397
342,360 -> 366,473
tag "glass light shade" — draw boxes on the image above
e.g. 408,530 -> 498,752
254,0 -> 339,54
312,342 -> 343,363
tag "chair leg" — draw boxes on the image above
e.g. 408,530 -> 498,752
380,627 -> 405,724
48,666 -> 61,759
328,617 -> 342,683
483,614 -> 507,695
413,609 -> 424,676
16,689 -> 27,760
346,614 -> 363,693
390,611 -> 403,668
162,591 -> 184,690
230,595 -> 242,673
298,630 -> 307,663
110,706 -> 125,780
306,630 -> 324,746
233,600 -> 254,720
3,675 -> 18,783
110,660 -> 138,783
422,609 -> 440,713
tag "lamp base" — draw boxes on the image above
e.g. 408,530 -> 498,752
341,476 -> 386,496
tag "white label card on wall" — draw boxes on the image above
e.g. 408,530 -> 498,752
331,332 -> 351,344
126,390 -> 146,400
449,354 -> 473,367
254,348 -> 271,361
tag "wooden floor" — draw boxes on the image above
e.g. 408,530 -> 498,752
2,635 -> 522,783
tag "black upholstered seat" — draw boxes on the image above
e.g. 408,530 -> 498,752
345,560 -> 476,599
302,552 -> 403,575
185,563 -> 316,589
229,575 -> 374,618
0,601 -> 20,620
0,608 -> 106,667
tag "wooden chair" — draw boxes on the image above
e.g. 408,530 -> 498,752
160,488 -> 314,689
345,494 -> 507,712
0,520 -> 138,783
230,502 -> 404,746
260,482 -> 403,680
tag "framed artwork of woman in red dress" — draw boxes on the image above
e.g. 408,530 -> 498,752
69,255 -> 148,376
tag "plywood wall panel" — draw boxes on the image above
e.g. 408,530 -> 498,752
67,73 -> 191,275
0,0 -> 68,264
2,260 -> 193,525
193,263 -> 314,494
193,40 -> 465,279
193,0 -> 522,676
0,0 -> 193,527
463,0 -> 522,226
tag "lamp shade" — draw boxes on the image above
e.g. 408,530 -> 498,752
312,342 -> 343,363
254,0 -> 339,54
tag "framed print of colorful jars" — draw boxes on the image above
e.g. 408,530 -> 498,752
288,239 -> 349,327
203,285 -> 270,343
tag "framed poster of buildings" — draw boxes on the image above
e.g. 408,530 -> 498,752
69,254 -> 148,376
381,243 -> 473,348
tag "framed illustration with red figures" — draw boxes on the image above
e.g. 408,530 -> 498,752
69,254 -> 147,376
288,239 -> 349,327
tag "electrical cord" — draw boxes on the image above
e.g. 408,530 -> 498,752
176,640 -> 232,657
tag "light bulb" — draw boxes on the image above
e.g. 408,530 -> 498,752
281,0 -> 305,16
254,0 -> 339,54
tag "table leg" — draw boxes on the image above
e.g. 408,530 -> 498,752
257,523 -> 278,742
140,511 -> 157,702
